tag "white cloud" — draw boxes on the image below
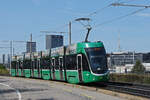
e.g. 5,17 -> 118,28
136,13 -> 150,17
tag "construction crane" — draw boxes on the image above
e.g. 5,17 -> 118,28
0,47 -> 10,49
111,3 -> 150,8
40,31 -> 68,34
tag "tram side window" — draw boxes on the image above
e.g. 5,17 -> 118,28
55,57 -> 59,70
41,59 -> 44,69
82,54 -> 90,71
11,61 -> 16,69
47,59 -> 50,69
41,58 -> 50,69
19,61 -> 23,69
24,60 -> 31,69
31,60 -> 35,69
51,59 -> 55,66
66,55 -> 77,70
23,61 -> 25,69
59,58 -> 63,70
33,60 -> 37,69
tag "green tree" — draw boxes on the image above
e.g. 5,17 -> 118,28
132,60 -> 145,74
0,64 -> 5,69
0,64 -> 9,74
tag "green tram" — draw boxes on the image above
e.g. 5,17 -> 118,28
11,42 -> 109,84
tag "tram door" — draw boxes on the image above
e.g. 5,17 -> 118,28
77,54 -> 83,82
49,58 -> 52,79
16,61 -> 19,76
37,59 -> 41,78
52,58 -> 55,80
31,60 -> 34,77
20,61 -> 23,76
59,57 -> 63,80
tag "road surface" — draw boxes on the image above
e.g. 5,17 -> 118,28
0,76 -> 124,100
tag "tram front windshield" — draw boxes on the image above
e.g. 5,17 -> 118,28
85,47 -> 107,74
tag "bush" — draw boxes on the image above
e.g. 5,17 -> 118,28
132,60 -> 145,74
0,64 -> 9,75
110,73 -> 150,84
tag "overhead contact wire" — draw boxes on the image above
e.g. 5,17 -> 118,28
94,8 -> 147,28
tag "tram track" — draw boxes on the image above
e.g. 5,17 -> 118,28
100,82 -> 150,99
80,81 -> 150,99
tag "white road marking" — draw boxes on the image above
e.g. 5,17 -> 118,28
0,83 -> 21,100
80,93 -> 95,99
62,88 -> 72,93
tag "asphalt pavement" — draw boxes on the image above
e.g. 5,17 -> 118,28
0,76 -> 124,100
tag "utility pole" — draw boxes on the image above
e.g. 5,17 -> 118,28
13,48 -> 15,56
10,41 -> 12,74
69,22 -> 71,45
30,33 -> 32,53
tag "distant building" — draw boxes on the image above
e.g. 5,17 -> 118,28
26,42 -> 36,53
143,52 -> 150,63
108,52 -> 143,67
46,35 -> 63,50
115,63 -> 150,74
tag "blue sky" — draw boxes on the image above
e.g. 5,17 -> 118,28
0,0 -> 150,59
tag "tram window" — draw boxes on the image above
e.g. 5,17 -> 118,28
82,54 -> 90,71
66,54 -> 77,70
55,57 -> 59,70
41,58 -> 50,69
18,61 -> 22,69
24,60 -> 31,69
46,59 -> 50,69
59,58 -> 63,70
23,61 -> 25,69
20,61 -> 23,69
36,60 -> 41,69
78,56 -> 81,68
30,61 -> 33,69
11,61 -> 16,69
33,60 -> 36,69
52,59 -> 55,66
32,60 -> 36,69
34,60 -> 37,69
16,62 -> 19,69
41,59 -> 44,69
17,62 -> 19,69
36,60 -> 38,69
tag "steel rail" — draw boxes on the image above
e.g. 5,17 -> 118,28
103,82 -> 150,98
